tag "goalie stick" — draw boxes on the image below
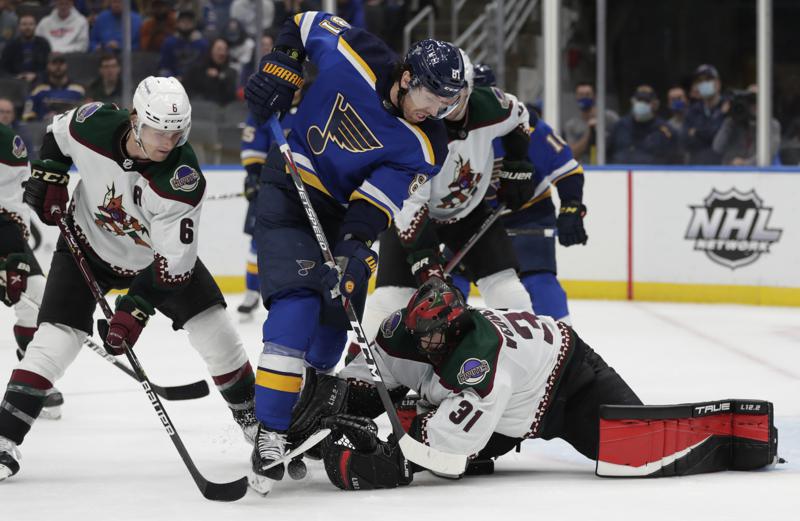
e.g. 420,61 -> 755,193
18,293 -> 210,401
50,209 -> 247,501
267,118 -> 467,477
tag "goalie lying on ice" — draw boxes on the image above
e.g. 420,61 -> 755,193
305,278 -> 779,490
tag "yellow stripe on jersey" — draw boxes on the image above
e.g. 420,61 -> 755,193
521,188 -> 553,209
396,118 -> 435,165
337,37 -> 377,86
349,190 -> 393,226
246,262 -> 258,275
242,157 -> 266,167
291,165 -> 334,198
256,369 -> 303,393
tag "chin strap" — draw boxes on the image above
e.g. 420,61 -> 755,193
130,121 -> 152,161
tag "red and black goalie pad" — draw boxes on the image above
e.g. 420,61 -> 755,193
596,399 -> 778,477
321,414 -> 413,490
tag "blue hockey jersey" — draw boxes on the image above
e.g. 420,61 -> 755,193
492,116 -> 583,208
278,11 -> 448,224
241,109 -> 299,170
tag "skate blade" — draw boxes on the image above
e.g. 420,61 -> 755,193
247,471 -> 278,496
40,406 -> 62,420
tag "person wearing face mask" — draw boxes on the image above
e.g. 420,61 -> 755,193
563,82 -> 619,165
712,84 -> 781,166
666,86 -> 689,164
608,85 -> 675,165
683,64 -> 728,164
157,10 -> 209,79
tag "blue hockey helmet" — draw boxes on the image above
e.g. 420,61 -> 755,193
472,62 -> 497,88
404,39 -> 466,99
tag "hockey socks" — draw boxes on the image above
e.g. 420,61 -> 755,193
0,369 -> 53,444
13,325 -> 37,361
597,399 -> 779,477
255,342 -> 304,431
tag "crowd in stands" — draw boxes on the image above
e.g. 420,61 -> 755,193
565,64 -> 784,166
0,1 -> 797,166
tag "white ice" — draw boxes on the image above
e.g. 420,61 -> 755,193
1,297 -> 798,520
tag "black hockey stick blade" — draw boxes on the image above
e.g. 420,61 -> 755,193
200,476 -> 249,502
94,319 -> 210,400
149,379 -> 210,401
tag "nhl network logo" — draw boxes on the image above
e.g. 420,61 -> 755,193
685,188 -> 782,269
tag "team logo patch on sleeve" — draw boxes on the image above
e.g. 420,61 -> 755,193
380,310 -> 403,338
457,358 -> 491,385
170,165 -> 200,192
75,101 -> 104,123
11,135 -> 27,158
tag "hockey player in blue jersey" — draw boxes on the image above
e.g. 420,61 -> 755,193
243,11 -> 465,495
470,64 -> 587,323
237,84 -> 309,319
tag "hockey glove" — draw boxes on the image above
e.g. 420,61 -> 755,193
496,159 -> 536,211
556,201 -> 588,246
407,248 -> 449,286
104,294 -> 155,355
0,253 -> 31,306
243,164 -> 262,202
24,161 -> 70,225
245,50 -> 304,124
322,238 -> 377,300
321,414 -> 413,490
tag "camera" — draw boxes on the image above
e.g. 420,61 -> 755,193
728,89 -> 756,124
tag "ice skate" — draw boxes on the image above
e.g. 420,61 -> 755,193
0,436 -> 20,481
237,290 -> 260,321
248,425 -> 286,496
40,388 -> 64,420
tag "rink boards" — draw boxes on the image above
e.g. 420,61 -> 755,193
29,166 -> 800,306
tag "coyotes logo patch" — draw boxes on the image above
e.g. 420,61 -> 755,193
437,155 -> 482,209
94,184 -> 150,247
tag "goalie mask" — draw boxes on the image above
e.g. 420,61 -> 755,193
131,76 -> 191,155
404,278 -> 473,357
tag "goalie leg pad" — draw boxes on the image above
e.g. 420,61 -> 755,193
597,399 -> 778,477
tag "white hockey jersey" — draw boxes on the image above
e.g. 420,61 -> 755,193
394,87 -> 528,238
0,124 -> 31,239
47,102 -> 205,284
339,307 -> 574,458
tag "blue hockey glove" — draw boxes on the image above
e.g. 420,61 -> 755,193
556,201 -> 588,246
245,50 -> 304,124
321,238 -> 377,299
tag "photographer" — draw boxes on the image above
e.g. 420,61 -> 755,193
712,84 -> 781,166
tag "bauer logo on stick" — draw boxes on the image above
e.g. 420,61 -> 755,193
685,188 -> 782,269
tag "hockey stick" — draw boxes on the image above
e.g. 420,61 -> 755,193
505,227 -> 556,238
49,209 -> 248,501
267,118 -> 467,476
443,203 -> 507,275
206,191 -> 245,202
18,292 -> 210,401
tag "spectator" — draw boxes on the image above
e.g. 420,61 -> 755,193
140,0 -> 176,52
666,86 -> 689,164
35,0 -> 90,53
0,97 -> 14,126
202,0 -> 233,38
1,14 -> 51,84
22,53 -> 85,122
158,9 -> 208,78
338,0 -> 365,28
712,84 -> 781,166
564,81 -> 619,164
230,0 -> 274,39
682,64 -> 727,164
222,18 -> 253,76
184,37 -> 238,105
90,0 -> 143,51
666,86 -> 688,135
608,85 -> 675,165
85,52 -> 121,105
238,29 -> 273,86
0,0 -> 17,53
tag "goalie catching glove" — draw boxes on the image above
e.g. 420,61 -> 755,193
321,414 -> 413,490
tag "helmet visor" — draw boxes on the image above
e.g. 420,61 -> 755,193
406,85 -> 464,120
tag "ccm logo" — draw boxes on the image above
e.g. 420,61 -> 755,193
694,402 -> 730,415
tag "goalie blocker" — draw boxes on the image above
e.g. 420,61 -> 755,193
597,399 -> 779,477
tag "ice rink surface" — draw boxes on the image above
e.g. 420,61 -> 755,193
0,296 -> 797,521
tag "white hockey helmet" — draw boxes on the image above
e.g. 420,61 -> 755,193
459,49 -> 475,96
132,76 -> 191,147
